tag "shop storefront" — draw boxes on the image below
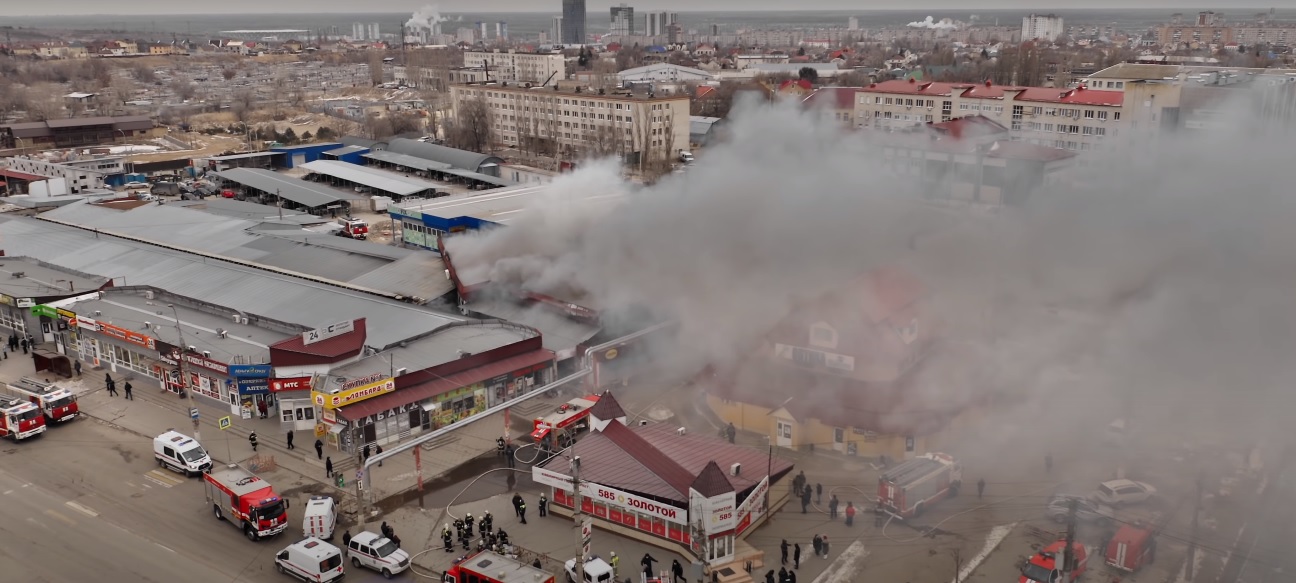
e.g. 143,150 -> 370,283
153,339 -> 241,414
270,376 -> 317,433
486,361 -> 547,407
0,295 -> 35,336
76,315 -> 160,378
230,364 -> 274,420
30,304 -> 77,355
312,374 -> 397,453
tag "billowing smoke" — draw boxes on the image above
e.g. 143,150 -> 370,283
907,16 -> 959,29
446,91 -> 1296,475
406,4 -> 448,34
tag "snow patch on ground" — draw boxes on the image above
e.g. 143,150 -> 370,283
811,541 -> 869,583
108,145 -> 163,154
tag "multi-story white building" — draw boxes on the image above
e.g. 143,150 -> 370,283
854,80 -> 1129,152
644,11 -> 677,38
463,50 -> 568,85
450,83 -> 690,162
1022,14 -> 1064,42
351,22 -> 380,41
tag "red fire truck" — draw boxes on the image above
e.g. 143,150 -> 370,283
203,464 -> 290,541
6,377 -> 78,424
335,217 -> 369,240
877,452 -> 962,519
1020,540 -> 1089,583
0,396 -> 46,441
443,550 -> 555,583
531,395 -> 601,448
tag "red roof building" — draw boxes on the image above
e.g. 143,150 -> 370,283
533,393 -> 794,565
801,87 -> 860,125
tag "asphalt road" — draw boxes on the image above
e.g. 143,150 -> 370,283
1220,447 -> 1293,583
0,417 -> 400,582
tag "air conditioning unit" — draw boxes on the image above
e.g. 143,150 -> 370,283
144,290 -> 154,300
187,345 -> 197,352
396,367 -> 408,376
231,313 -> 240,323
202,351 -> 211,358
217,329 -> 228,339
93,310 -> 101,316
638,419 -> 649,426
676,427 -> 686,436
730,462 -> 742,476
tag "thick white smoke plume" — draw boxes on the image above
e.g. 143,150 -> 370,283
406,4 -> 448,34
907,16 -> 959,29
447,93 -> 1296,468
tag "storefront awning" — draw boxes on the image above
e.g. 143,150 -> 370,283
338,349 -> 555,420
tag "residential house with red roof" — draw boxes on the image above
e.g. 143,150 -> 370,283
801,87 -> 859,125
705,267 -> 985,460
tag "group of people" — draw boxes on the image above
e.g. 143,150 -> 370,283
511,492 -> 546,524
102,373 -> 132,399
772,534 -> 832,582
6,332 -> 31,357
443,511 -> 510,554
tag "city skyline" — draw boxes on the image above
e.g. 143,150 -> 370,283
8,1 -> 1296,16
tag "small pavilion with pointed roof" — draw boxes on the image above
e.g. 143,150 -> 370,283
532,392 -> 795,565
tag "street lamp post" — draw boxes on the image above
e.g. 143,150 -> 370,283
169,304 -> 200,443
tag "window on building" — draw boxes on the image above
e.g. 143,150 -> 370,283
1098,111 -> 1108,120
1113,112 -> 1121,121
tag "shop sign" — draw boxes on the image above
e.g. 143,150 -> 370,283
339,372 -> 385,391
183,353 -> 228,375
531,467 -> 685,524
702,492 -> 737,533
228,364 -> 272,379
30,305 -> 58,319
312,376 -> 395,410
56,308 -> 75,322
269,376 -> 313,393
236,379 -> 270,395
15,298 -> 33,308
95,320 -> 156,350
301,320 -> 355,346
0,295 -> 12,306
156,340 -> 180,365
733,476 -> 769,535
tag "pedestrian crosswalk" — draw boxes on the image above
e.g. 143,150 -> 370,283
143,469 -> 186,488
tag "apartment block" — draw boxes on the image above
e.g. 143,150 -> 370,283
462,50 -> 568,85
450,83 -> 690,162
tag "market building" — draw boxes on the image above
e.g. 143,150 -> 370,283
533,393 -> 795,566
0,256 -> 110,342
704,267 -> 986,460
289,319 -> 555,452
48,287 -> 300,417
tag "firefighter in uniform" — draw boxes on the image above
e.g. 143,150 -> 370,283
497,437 -> 506,457
443,524 -> 454,552
465,513 -> 475,537
481,510 -> 493,534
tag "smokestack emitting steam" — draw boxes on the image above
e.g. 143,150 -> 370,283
406,4 -> 448,35
448,93 -> 1296,466
907,16 -> 959,29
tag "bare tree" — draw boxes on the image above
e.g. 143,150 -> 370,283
171,79 -> 197,101
232,89 -> 257,122
130,63 -> 157,83
445,95 -> 494,153
368,51 -> 385,86
221,68 -> 237,81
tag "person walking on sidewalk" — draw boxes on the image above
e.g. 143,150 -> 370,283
325,456 -> 334,478
258,400 -> 267,419
977,478 -> 986,499
123,381 -> 133,400
793,543 -> 801,569
828,495 -> 839,519
19,337 -> 27,354
376,444 -> 383,466
105,374 -> 117,397
286,430 -> 295,450
314,439 -> 324,460
671,559 -> 686,583
780,539 -> 788,565
363,443 -> 371,463
538,493 -> 548,517
248,431 -> 258,452
73,360 -> 80,375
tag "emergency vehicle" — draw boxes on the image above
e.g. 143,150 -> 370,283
1105,524 -> 1158,572
6,377 -> 78,423
531,395 -> 601,448
204,464 -> 291,541
0,395 -> 46,441
1019,540 -> 1088,583
335,217 -> 369,240
877,452 -> 962,519
443,550 -> 555,583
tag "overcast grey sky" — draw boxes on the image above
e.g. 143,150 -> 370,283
8,1 -> 1295,16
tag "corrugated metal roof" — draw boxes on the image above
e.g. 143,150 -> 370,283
214,168 -> 347,208
364,150 -> 453,171
0,215 -> 461,347
465,295 -> 600,356
169,199 -> 327,227
385,138 -> 503,173
204,151 -> 283,162
346,253 -> 455,301
339,348 -> 553,419
324,145 -> 370,156
300,160 -> 438,196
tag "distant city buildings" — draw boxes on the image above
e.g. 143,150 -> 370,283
645,11 -> 678,38
550,16 -> 564,44
561,0 -> 587,44
1021,14 -> 1064,42
848,16 -> 860,31
462,50 -> 567,84
610,3 -> 635,37
351,22 -> 380,41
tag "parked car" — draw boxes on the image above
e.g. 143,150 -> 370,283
1091,479 -> 1157,507
345,531 -> 409,579
123,181 -> 150,190
1046,495 -> 1112,524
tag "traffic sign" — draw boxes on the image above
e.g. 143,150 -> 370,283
218,416 -> 232,430
189,407 -> 200,420
356,469 -> 364,483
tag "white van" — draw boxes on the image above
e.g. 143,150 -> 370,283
302,496 -> 337,540
153,430 -> 212,476
275,537 -> 344,582
347,531 -> 410,578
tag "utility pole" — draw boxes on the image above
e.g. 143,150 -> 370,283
950,548 -> 963,583
168,305 -> 199,444
1061,497 -> 1078,579
354,422 -> 365,525
1186,475 -> 1203,580
571,445 -> 586,583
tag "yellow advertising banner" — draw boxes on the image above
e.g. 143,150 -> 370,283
312,377 -> 395,410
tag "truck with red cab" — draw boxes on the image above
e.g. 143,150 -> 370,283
531,395 -> 600,448
1105,524 -> 1157,572
1020,540 -> 1088,583
0,395 -> 46,441
6,377 -> 78,423
335,217 -> 369,240
877,452 -> 962,519
204,464 -> 291,541
443,550 -> 555,583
